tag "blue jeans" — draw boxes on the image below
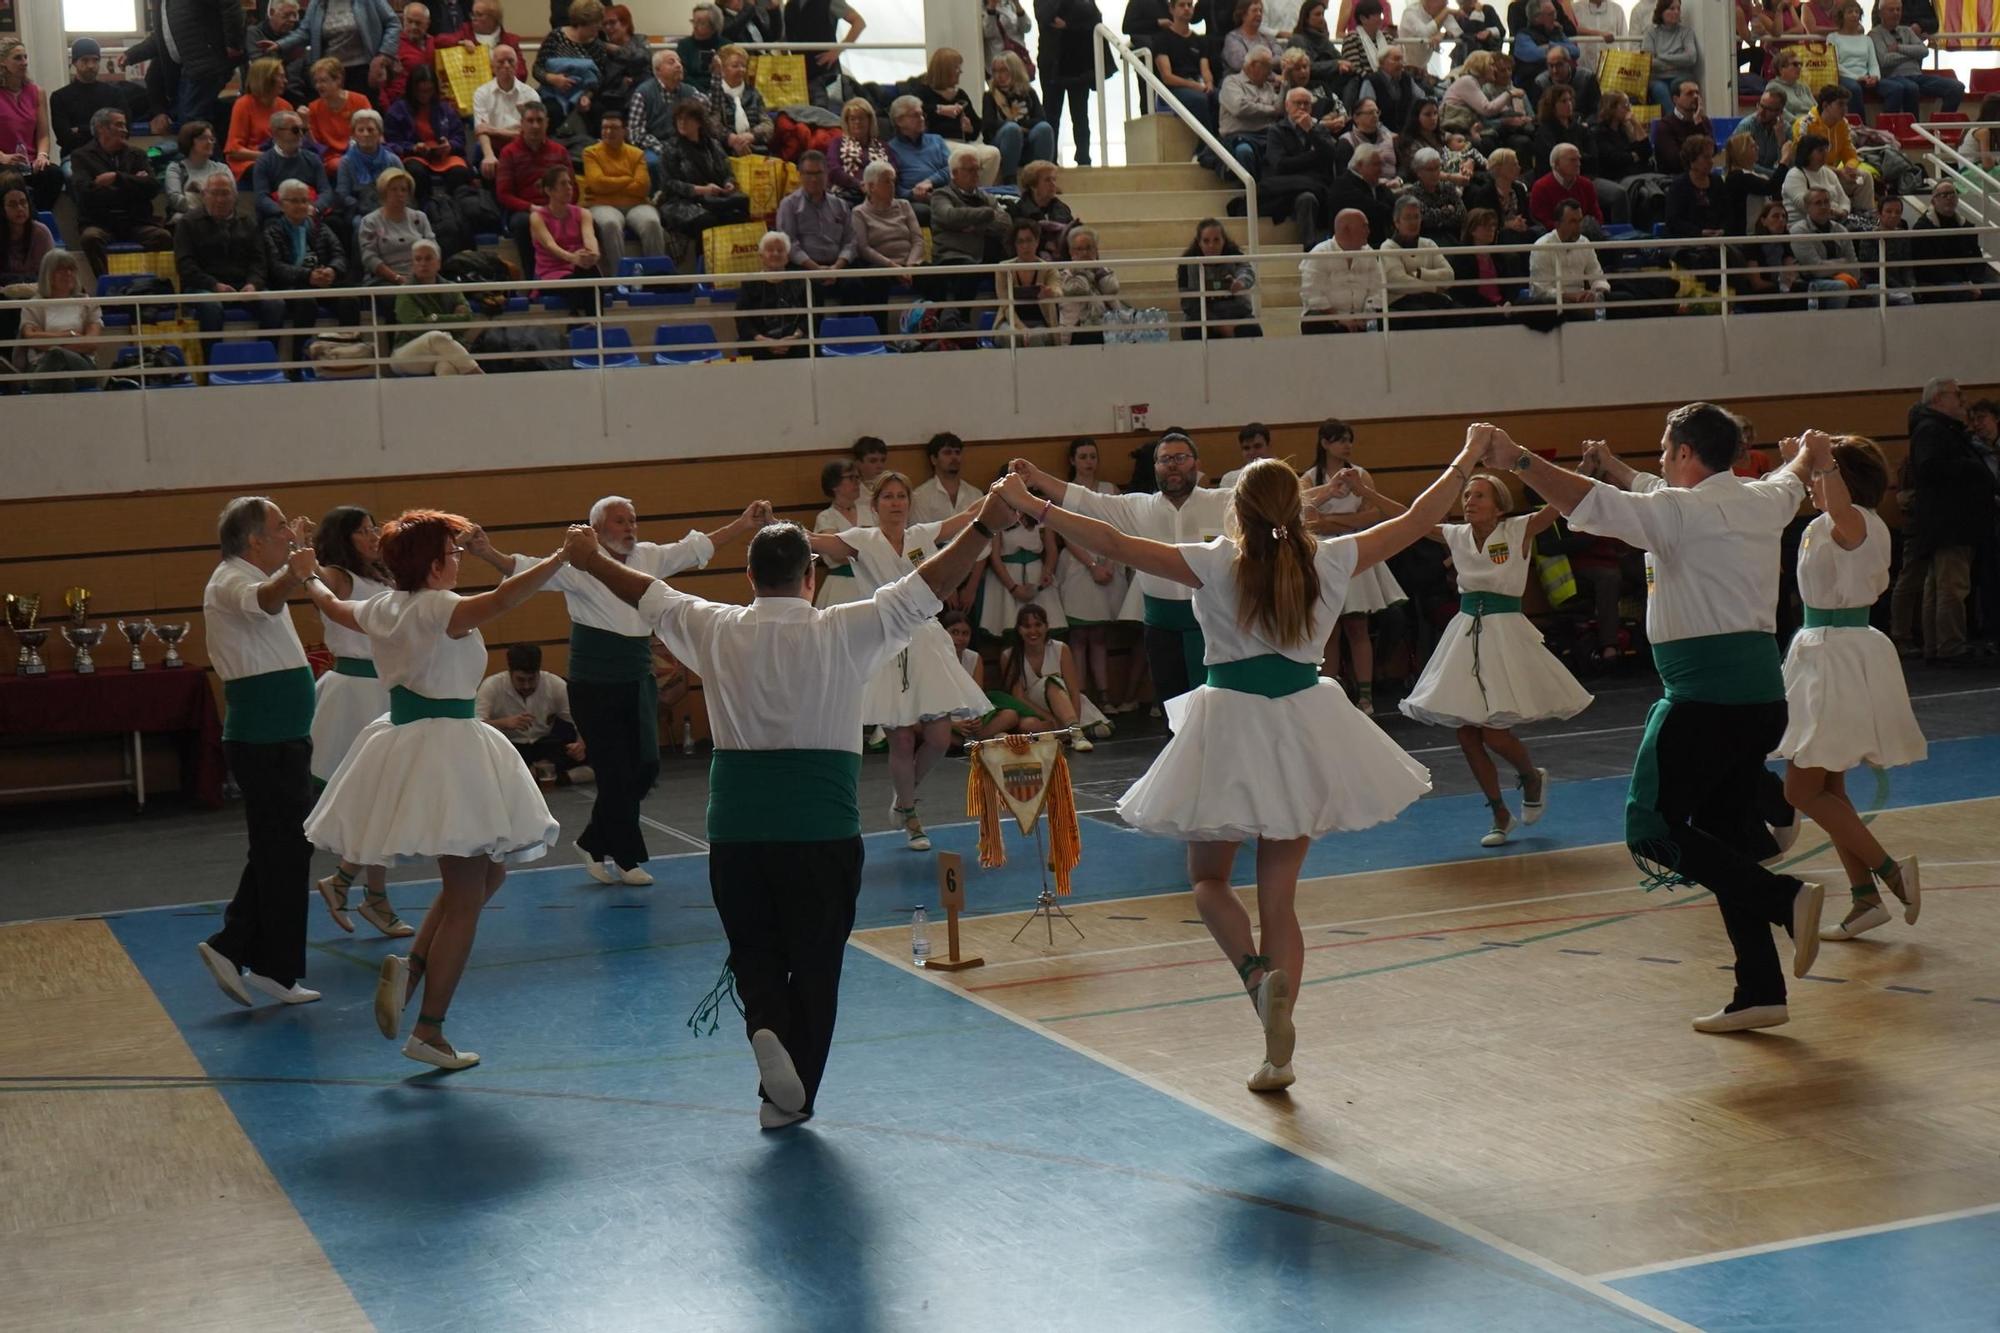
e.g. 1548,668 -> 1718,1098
1647,77 -> 1679,110
1837,76 -> 1868,114
174,71 -> 225,130
1159,85 -> 1215,130
993,118 -> 1056,181
1043,79 -> 1092,166
1884,72 -> 1965,113
1804,278 -> 1851,310
191,295 -> 285,338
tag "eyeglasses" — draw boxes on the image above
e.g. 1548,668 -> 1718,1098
1155,452 -> 1197,465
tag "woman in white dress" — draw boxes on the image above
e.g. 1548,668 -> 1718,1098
812,458 -> 875,609
1391,473 -> 1594,847
308,506 -> 415,938
305,511 -> 584,1070
1053,437 -> 1134,714
976,507 -> 1067,640
1775,433 -> 1926,942
807,472 -> 991,851
1301,419 -> 1407,714
946,611 -> 1029,741
997,429 -> 1493,1094
997,603 -> 1112,749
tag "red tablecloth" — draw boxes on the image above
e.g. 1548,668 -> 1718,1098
0,668 -> 226,807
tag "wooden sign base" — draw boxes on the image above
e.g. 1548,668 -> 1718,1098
926,852 -> 984,971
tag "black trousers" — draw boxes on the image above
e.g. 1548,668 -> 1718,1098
1640,698 -> 1801,1009
210,738 -> 314,986
710,836 -> 865,1112
512,718 -> 583,776
570,676 -> 659,869
1142,622 -> 1206,703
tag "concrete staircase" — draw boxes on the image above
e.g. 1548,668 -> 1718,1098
1061,113 -> 1305,331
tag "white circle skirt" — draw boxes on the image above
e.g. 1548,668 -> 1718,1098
1399,610 -> 1594,730
862,619 -> 989,728
1775,626 -> 1928,772
1119,678 -> 1433,842
305,716 -> 559,867
309,670 -> 390,783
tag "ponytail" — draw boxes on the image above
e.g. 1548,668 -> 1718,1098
1229,459 -> 1320,647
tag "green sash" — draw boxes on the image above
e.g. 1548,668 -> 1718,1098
331,656 -> 378,678
1651,631 -> 1784,705
389,686 -> 476,723
1142,594 -> 1199,631
222,667 -> 316,744
1205,654 -> 1318,698
1001,549 -> 1040,567
568,622 -> 654,684
1459,592 -> 1523,615
824,563 -> 855,578
707,749 -> 863,842
1803,606 -> 1870,629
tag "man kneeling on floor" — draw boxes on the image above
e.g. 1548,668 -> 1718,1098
477,642 -> 593,785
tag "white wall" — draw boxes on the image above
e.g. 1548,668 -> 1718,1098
7,301 -> 1993,504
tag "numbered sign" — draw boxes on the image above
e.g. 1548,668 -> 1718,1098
937,852 -> 965,913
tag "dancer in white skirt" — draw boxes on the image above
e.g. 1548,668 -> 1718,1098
1052,437 -> 1134,714
813,457 -> 874,609
1302,419 -> 1407,714
1389,473 -> 1594,847
976,509 -> 1067,640
997,603 -> 1110,748
807,471 -> 992,850
999,430 -> 1493,1093
1775,433 -> 1927,942
307,506 -> 415,938
305,511 -> 583,1070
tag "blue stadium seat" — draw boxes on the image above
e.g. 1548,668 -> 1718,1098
206,340 -> 289,385
817,314 -> 890,356
616,255 -> 695,307
570,325 -> 642,369
1710,115 -> 1740,143
652,322 -> 723,364
37,210 -> 63,246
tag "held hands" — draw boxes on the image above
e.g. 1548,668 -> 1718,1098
996,471 -> 1040,512
976,485 -> 1021,532
463,524 -> 497,560
1578,438 -> 1612,478
1797,428 -> 1835,470
561,523 -> 599,564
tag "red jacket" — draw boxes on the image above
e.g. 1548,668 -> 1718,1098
1528,170 -> 1602,231
496,137 -> 572,213
442,26 -> 527,57
384,34 -> 451,106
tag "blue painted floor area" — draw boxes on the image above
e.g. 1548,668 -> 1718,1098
114,899 -> 1657,1332
1611,1212 -> 2000,1333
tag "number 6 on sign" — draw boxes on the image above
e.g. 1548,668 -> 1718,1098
927,852 -> 983,972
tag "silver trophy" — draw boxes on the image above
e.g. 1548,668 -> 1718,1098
117,618 -> 154,670
154,622 -> 191,668
5,594 -> 48,676
62,588 -> 106,674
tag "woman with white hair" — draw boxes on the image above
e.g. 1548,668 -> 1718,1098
1407,146 -> 1467,241
676,2 -> 726,82
737,231 -> 809,358
335,107 -> 405,218
14,249 -> 102,391
848,157 -> 923,331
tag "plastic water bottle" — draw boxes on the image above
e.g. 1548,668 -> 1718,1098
911,906 -> 932,965
681,718 -> 695,755
1594,304 -> 1607,322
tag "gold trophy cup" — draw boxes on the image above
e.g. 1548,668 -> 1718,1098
5,594 -> 49,676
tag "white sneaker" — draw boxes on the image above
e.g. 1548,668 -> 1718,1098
1520,767 -> 1550,825
751,1029 -> 807,1113
245,973 -> 321,1004
1072,735 -> 1094,753
759,1102 -> 811,1130
402,1033 -> 479,1071
1820,903 -> 1891,941
1254,969 -> 1296,1069
565,764 -> 595,785
196,942 -> 251,1007
1692,1003 -> 1789,1033
619,865 -> 655,886
1791,881 -> 1825,978
576,842 -> 615,885
373,954 -> 409,1039
895,803 -> 930,852
1892,855 -> 1920,924
1247,1061 -> 1296,1092
1480,821 -> 1510,848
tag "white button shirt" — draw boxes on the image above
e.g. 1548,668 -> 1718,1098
516,531 -> 715,636
1570,468 -> 1806,644
202,557 -> 309,681
909,475 -> 982,526
1062,482 -> 1237,604
1299,239 -> 1383,317
1528,230 -> 1610,301
636,570 -> 943,752
475,670 -> 575,742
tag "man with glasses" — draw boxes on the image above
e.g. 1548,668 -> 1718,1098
1911,181 -> 2000,304
177,172 -> 290,347
466,498 -> 772,887
776,148 -> 859,313
70,107 -> 171,279
250,110 -> 332,220
1741,87 -> 1795,173
1009,430 -> 1237,701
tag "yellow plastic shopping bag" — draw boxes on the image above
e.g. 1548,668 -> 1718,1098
702,220 -> 768,275
749,53 -> 811,107
1595,47 -> 1652,102
728,154 -> 800,219
435,45 -> 492,116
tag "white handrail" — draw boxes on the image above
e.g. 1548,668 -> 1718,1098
1092,24 -> 1259,252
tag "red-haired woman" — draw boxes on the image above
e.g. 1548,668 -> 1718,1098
996,428 -> 1493,1094
305,511 -> 591,1069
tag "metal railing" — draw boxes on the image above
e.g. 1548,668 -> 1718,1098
1093,24 -> 1259,251
4,220 -> 1994,397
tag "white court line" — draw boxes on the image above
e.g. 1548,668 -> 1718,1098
856,935 -> 1699,1332
1591,1200 -> 2000,1283
638,813 -> 709,852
